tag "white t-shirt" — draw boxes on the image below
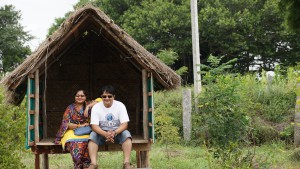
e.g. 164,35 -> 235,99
90,100 -> 129,131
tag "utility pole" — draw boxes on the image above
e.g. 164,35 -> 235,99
190,0 -> 202,113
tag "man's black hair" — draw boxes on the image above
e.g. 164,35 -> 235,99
101,85 -> 115,95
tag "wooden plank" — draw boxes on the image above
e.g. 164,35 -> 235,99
142,69 -> 149,140
27,77 -> 32,146
30,110 -> 35,115
147,92 -> 152,96
32,143 -> 150,154
34,70 -> 40,143
36,135 -> 149,146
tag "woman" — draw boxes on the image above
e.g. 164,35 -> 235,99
54,89 -> 98,169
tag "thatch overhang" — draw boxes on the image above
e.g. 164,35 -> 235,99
0,5 -> 181,105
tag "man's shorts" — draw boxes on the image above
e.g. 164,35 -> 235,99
89,130 -> 132,146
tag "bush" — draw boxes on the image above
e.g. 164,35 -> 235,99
196,75 -> 251,147
154,89 -> 183,141
0,88 -> 26,168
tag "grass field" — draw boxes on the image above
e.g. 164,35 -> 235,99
21,141 -> 300,169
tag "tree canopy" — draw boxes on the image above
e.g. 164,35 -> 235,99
48,0 -> 300,83
279,0 -> 300,31
0,5 -> 32,73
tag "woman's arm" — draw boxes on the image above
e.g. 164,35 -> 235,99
84,100 -> 98,117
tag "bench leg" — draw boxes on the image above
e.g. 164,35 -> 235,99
35,153 -> 40,169
136,151 -> 150,168
41,154 -> 49,169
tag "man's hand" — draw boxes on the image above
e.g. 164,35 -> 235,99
105,130 -> 116,143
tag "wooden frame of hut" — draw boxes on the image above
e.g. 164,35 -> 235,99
1,5 -> 180,169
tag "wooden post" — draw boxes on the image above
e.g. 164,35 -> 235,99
136,151 -> 150,168
34,70 -> 40,143
41,154 -> 49,169
142,69 -> 149,140
294,77 -> 300,146
35,153 -> 40,169
27,76 -> 32,146
182,89 -> 192,141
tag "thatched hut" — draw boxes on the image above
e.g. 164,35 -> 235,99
0,4 -> 180,169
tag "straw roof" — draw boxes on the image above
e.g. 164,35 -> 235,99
0,5 -> 181,105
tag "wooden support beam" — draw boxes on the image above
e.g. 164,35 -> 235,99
142,69 -> 149,140
35,153 -> 40,169
27,76 -> 32,147
136,151 -> 150,168
34,70 -> 40,143
41,154 -> 49,169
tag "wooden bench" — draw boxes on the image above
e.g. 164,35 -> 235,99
32,135 -> 152,168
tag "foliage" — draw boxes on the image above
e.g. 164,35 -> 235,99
46,0 -> 300,84
0,88 -> 26,168
279,0 -> 300,31
210,142 -> 255,169
120,0 -> 192,82
199,0 -> 300,73
47,12 -> 73,37
0,5 -> 32,73
196,74 -> 251,147
200,54 -> 237,83
154,89 -> 183,142
157,49 -> 188,76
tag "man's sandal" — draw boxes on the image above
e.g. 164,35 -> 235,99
87,164 -> 98,169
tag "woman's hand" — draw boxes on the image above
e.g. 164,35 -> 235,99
84,101 -> 97,117
83,107 -> 89,117
81,123 -> 90,127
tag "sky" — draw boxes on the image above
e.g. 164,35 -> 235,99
0,0 -> 79,51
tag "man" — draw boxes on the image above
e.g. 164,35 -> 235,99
88,85 -> 132,169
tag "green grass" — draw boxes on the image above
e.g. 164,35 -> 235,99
21,141 -> 300,169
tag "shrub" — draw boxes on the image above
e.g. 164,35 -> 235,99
154,89 -> 183,140
0,88 -> 26,168
196,75 -> 251,147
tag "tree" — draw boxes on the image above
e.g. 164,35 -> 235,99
0,5 -> 32,73
199,0 -> 300,72
120,0 -> 193,82
49,0 -> 300,83
279,0 -> 300,31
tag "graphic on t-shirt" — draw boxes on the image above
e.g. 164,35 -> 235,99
99,113 -> 120,130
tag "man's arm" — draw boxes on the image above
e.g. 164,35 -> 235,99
113,122 -> 128,136
91,124 -> 112,139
